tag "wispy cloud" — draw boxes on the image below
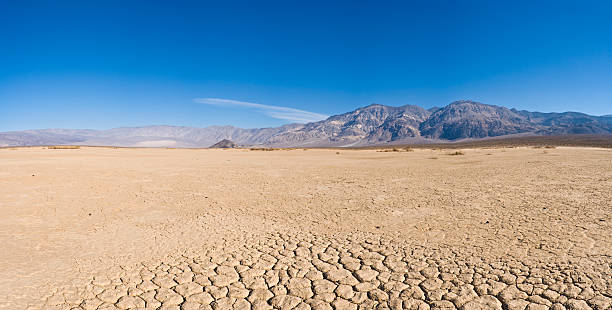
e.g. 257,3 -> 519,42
194,98 -> 328,123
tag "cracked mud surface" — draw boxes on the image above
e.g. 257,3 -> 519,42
0,147 -> 610,309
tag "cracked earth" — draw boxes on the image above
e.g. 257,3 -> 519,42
0,147 -> 610,310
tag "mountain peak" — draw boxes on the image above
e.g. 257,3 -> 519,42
448,100 -> 485,106
358,103 -> 386,110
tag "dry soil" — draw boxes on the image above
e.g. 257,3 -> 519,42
0,146 -> 610,310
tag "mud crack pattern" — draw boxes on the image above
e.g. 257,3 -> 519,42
31,233 -> 611,310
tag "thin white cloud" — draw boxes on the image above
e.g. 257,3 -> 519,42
194,98 -> 328,123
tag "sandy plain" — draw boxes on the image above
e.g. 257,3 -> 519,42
0,146 -> 610,310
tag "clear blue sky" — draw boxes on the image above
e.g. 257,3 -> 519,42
1,0 -> 610,131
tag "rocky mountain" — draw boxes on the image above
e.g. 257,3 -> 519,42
419,100 -> 538,140
266,104 -> 431,147
265,101 -> 611,146
514,110 -> 612,135
1,100 -> 610,147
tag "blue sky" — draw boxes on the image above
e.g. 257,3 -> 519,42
1,0 -> 610,131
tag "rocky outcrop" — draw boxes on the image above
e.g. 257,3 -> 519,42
210,139 -> 237,148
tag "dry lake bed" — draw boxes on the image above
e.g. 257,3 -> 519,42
0,146 -> 610,310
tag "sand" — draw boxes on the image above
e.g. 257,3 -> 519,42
0,146 -> 610,310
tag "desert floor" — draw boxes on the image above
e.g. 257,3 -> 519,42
0,146 -> 610,310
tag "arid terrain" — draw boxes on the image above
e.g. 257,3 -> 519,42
0,146 -> 610,310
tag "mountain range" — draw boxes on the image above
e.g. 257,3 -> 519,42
2,100 -> 611,148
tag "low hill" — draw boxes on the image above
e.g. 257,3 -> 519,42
210,139 -> 237,148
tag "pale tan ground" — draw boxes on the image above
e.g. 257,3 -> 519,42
0,147 -> 610,310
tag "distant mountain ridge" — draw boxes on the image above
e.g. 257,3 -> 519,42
2,100 -> 611,147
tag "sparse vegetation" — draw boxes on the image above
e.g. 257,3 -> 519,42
377,147 -> 413,153
47,145 -> 80,149
534,145 -> 556,150
363,135 -> 612,150
447,151 -> 464,156
250,147 -> 277,151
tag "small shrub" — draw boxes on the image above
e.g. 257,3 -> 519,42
48,145 -> 80,149
250,147 -> 276,151
447,151 -> 464,156
544,145 -> 556,149
378,147 -> 411,152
